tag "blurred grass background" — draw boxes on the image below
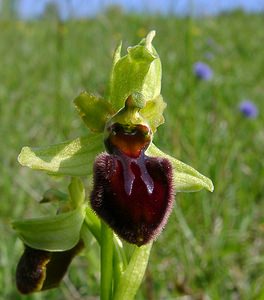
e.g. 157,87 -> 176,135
1,4 -> 264,300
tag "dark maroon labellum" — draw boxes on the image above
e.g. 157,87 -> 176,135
91,122 -> 174,246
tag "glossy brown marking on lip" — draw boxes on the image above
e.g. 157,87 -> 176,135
104,123 -> 151,158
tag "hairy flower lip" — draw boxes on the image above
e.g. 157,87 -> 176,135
91,151 -> 174,246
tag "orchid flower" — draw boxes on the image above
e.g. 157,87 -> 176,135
13,31 -> 213,297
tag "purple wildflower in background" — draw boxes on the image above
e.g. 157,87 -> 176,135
239,100 -> 258,118
193,61 -> 213,80
203,52 -> 214,60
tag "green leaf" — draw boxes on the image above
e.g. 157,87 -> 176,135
140,95 -> 167,132
12,206 -> 86,251
114,243 -> 152,300
109,31 -> 161,111
147,143 -> 214,192
18,134 -> 104,176
74,92 -> 113,132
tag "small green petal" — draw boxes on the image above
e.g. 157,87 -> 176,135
12,206 -> 86,251
109,31 -> 161,111
18,134 -> 104,176
147,143 -> 214,192
140,95 -> 167,132
74,92 -> 113,132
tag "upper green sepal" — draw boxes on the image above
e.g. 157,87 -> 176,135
109,31 -> 162,111
147,143 -> 214,193
74,92 -> 113,132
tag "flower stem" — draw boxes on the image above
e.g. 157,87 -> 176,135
101,221 -> 113,300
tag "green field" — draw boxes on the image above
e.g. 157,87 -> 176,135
1,9 -> 264,299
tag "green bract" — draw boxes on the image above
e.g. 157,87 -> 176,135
13,177 -> 86,251
13,206 -> 85,251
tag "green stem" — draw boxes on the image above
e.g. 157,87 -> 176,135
113,238 -> 128,294
101,221 -> 114,300
82,210 -> 127,296
114,242 -> 153,300
84,207 -> 101,243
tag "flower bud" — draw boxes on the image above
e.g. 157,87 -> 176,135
16,241 -> 84,294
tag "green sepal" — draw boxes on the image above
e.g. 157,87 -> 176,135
18,134 -> 104,176
138,31 -> 162,102
147,143 -> 214,192
109,31 -> 161,111
74,92 -> 113,132
111,41 -> 122,72
12,205 -> 86,251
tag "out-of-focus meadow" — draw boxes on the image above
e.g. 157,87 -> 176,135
0,5 -> 264,300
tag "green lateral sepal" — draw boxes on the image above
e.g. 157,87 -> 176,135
146,143 -> 214,193
18,134 -> 104,176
